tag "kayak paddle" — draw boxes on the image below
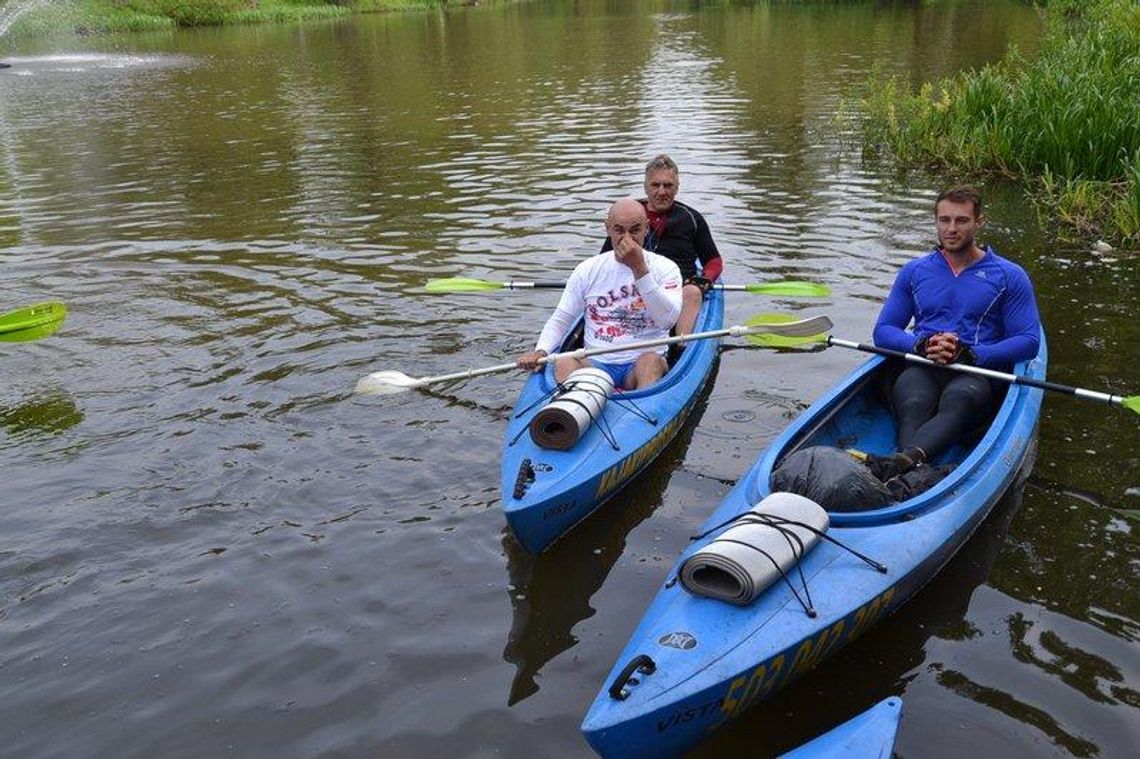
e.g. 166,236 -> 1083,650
747,320 -> 1139,415
424,277 -> 830,298
0,301 -> 67,343
355,314 -> 834,396
827,337 -> 1140,415
742,312 -> 831,348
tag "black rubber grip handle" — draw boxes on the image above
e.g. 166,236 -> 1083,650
608,654 -> 656,700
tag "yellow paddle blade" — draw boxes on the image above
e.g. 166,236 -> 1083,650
0,301 -> 67,342
743,313 -> 829,347
0,320 -> 65,342
423,277 -> 504,293
743,281 -> 831,297
1123,395 -> 1140,415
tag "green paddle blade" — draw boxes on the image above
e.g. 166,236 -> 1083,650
0,320 -> 65,342
1123,396 -> 1140,415
424,277 -> 505,293
744,313 -> 829,347
0,301 -> 67,342
744,281 -> 831,297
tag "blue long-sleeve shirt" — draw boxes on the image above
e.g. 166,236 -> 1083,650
873,246 -> 1041,369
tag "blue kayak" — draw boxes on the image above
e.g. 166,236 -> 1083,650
778,697 -> 902,758
501,288 -> 725,554
581,335 -> 1046,757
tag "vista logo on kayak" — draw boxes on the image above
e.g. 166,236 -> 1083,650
658,631 -> 697,650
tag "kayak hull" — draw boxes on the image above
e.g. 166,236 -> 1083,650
778,697 -> 902,759
501,289 -> 725,554
581,335 -> 1046,757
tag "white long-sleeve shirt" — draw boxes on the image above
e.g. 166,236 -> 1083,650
535,250 -> 683,365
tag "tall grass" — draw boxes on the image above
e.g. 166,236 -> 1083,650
3,0 -> 467,37
862,0 -> 1140,247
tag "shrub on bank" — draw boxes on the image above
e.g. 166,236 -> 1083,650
862,0 -> 1140,246
139,0 -> 269,28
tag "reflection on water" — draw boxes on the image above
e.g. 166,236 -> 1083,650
0,389 -> 83,436
1,2 -> 1135,757
502,378 -> 715,705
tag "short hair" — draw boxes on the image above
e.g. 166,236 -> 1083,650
644,153 -> 679,178
936,185 -> 983,217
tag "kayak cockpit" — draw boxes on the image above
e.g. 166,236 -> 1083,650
746,347 -> 1044,527
533,292 -> 721,401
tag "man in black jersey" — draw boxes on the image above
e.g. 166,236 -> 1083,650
602,154 -> 723,334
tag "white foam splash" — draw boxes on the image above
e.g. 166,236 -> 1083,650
0,0 -> 53,39
1,52 -> 193,72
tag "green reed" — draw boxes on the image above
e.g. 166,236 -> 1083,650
862,0 -> 1140,246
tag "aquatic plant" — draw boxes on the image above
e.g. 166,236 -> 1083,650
861,0 -> 1140,246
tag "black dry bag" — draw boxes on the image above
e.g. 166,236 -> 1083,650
770,446 -> 892,512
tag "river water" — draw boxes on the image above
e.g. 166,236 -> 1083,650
1,1 -> 1136,756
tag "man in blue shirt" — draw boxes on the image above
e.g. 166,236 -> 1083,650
868,186 -> 1042,481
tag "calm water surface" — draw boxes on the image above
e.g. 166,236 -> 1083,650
2,1 -> 1137,756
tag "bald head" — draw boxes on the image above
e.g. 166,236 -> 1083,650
605,197 -> 652,276
605,197 -> 649,248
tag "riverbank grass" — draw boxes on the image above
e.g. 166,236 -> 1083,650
3,0 -> 455,38
862,0 -> 1140,246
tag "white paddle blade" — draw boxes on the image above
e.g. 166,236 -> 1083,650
354,370 -> 424,395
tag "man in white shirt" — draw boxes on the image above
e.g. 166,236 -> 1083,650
516,197 -> 683,390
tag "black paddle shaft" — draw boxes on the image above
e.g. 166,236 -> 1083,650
828,337 -> 1121,404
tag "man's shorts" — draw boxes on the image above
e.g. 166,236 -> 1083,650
587,359 -> 635,388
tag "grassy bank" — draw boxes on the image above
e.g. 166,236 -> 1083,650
4,0 -> 472,37
861,0 -> 1140,247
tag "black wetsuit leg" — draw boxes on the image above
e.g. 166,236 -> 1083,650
892,366 -> 994,459
891,365 -> 942,449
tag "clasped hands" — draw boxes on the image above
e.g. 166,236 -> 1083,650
915,332 -> 975,365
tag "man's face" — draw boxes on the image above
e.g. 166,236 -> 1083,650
644,168 -> 679,213
606,205 -> 648,250
935,199 -> 981,255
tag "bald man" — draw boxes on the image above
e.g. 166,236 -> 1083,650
517,198 -> 683,390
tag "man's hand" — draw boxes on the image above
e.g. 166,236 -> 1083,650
517,349 -> 548,373
924,332 -> 959,364
686,275 -> 713,295
613,232 -> 649,279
